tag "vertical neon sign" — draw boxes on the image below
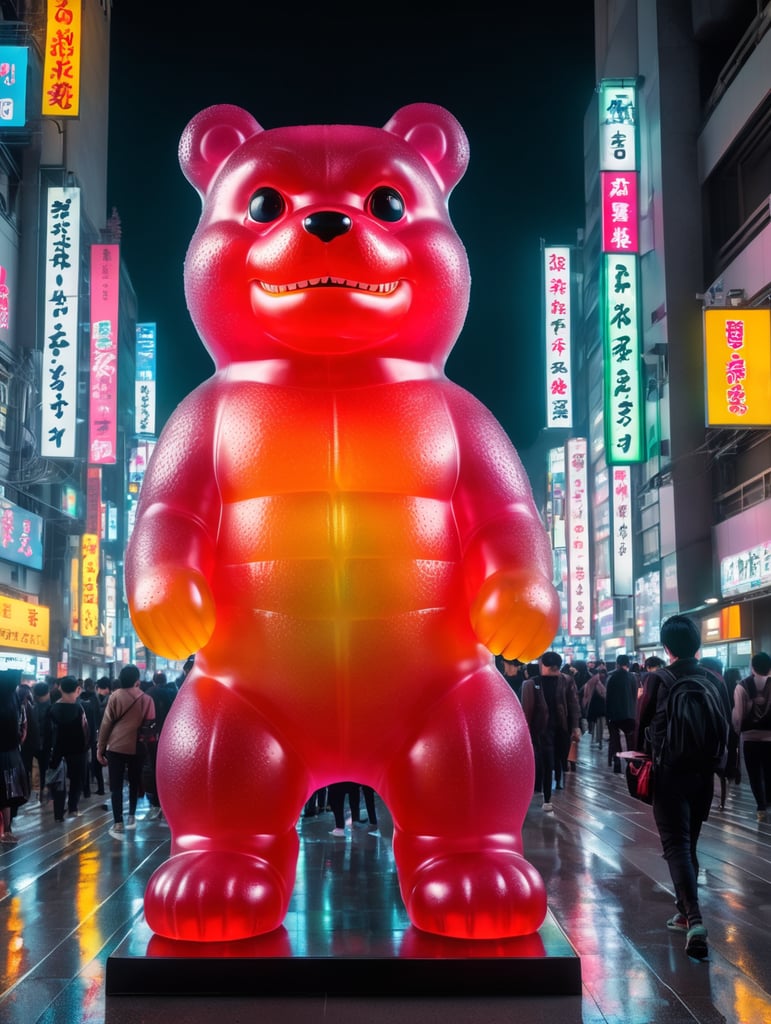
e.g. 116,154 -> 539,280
543,246 -> 573,429
599,80 -> 643,464
566,437 -> 590,636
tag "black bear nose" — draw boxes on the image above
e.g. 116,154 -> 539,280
303,211 -> 352,242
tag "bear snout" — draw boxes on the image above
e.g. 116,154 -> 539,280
303,211 -> 352,242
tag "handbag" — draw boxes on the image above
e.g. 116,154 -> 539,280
137,719 -> 158,746
622,752 -> 654,804
45,760 -> 66,790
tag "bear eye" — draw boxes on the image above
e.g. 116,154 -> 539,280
248,187 -> 285,223
368,186 -> 405,223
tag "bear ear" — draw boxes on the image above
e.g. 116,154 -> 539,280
179,104 -> 264,195
383,103 -> 469,195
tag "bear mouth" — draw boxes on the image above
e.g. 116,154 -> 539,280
259,276 -> 400,295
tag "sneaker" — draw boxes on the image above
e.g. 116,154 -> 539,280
542,802 -> 554,812
667,912 -> 688,932
328,827 -> 346,837
126,815 -> 136,830
685,924 -> 708,959
146,807 -> 162,821
368,828 -> 381,837
109,822 -> 125,839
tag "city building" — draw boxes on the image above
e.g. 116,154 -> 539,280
544,0 -> 770,669
0,0 -> 144,680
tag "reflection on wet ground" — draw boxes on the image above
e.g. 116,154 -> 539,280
2,738 -> 771,1023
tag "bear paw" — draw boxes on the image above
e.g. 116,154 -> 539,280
402,850 -> 547,939
144,850 -> 291,941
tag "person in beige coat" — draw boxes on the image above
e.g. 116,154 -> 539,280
97,665 -> 154,839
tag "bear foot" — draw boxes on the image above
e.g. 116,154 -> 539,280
401,850 -> 547,939
144,850 -> 292,941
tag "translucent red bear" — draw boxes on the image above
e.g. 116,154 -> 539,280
125,103 -> 560,941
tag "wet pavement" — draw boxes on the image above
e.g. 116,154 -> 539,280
2,736 -> 771,1023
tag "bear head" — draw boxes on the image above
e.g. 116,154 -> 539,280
178,103 -> 471,375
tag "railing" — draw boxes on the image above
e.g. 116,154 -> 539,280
714,466 -> 771,521
703,1 -> 771,119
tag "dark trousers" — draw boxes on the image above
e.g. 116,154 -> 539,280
608,718 -> 635,770
532,731 -> 555,802
141,743 -> 160,807
742,740 -> 771,812
33,748 -> 50,801
106,750 -> 142,824
554,729 -> 570,786
652,764 -> 713,925
328,782 -> 362,829
52,752 -> 87,819
91,750 -> 105,794
360,785 -> 378,826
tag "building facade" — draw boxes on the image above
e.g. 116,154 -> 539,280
552,0 -> 771,669
0,0 -> 143,680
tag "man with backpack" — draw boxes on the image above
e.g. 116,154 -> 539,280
732,651 -> 771,823
635,614 -> 732,961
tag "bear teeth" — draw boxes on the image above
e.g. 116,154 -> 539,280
260,278 -> 398,295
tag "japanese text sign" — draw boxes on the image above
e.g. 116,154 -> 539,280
80,532 -> 99,637
88,245 -> 119,464
0,46 -> 29,127
603,254 -> 643,463
543,246 -> 573,429
0,498 -> 43,571
611,465 -> 633,596
135,323 -> 157,436
40,186 -> 80,459
704,309 -> 771,427
599,81 -> 637,172
601,171 -> 638,253
42,0 -> 81,117
565,437 -> 591,636
0,595 -> 50,652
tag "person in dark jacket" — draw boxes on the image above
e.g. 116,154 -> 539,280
636,615 -> 732,962
142,671 -> 178,820
45,676 -> 90,822
78,678 -> 100,798
0,670 -> 28,843
521,651 -> 581,812
605,654 -> 638,772
31,682 -> 53,806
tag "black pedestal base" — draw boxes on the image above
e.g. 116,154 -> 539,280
106,911 -> 581,997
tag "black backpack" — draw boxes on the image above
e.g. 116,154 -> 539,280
739,676 -> 771,731
657,668 -> 729,772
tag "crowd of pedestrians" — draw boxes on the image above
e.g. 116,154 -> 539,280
0,665 -> 185,843
2,633 -> 770,965
498,617 -> 771,962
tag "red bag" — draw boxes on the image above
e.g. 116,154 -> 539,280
625,755 -> 653,804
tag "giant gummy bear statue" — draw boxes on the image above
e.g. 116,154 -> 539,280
125,102 -> 561,943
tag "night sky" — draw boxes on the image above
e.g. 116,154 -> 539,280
106,2 -> 596,463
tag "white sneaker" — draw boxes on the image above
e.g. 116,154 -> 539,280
329,827 -> 346,837
109,822 -> 125,839
126,815 -> 136,830
146,807 -> 162,820
542,802 -> 554,812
